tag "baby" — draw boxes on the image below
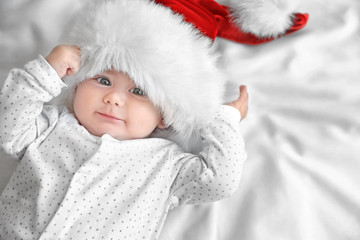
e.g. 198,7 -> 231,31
0,44 -> 247,239
0,0 -> 249,239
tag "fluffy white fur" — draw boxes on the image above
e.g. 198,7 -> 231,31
222,0 -> 300,37
64,0 -> 225,152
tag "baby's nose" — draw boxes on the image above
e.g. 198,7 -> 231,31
104,91 -> 126,107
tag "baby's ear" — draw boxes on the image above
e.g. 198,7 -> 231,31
157,119 -> 167,130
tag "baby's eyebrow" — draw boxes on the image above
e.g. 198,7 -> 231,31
93,74 -> 109,78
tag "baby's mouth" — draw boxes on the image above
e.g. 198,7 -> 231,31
96,112 -> 124,122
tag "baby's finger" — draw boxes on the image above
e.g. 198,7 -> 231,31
239,85 -> 248,120
239,85 -> 248,100
66,46 -> 81,76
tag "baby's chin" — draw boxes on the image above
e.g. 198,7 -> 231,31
76,119 -> 125,140
87,128 -> 139,141
78,119 -> 154,140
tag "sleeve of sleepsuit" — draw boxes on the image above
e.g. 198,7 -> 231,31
168,105 -> 247,207
0,56 -> 67,159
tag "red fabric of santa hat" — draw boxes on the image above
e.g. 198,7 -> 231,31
155,0 -> 308,44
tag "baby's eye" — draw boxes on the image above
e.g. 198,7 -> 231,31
96,77 -> 111,86
129,87 -> 145,96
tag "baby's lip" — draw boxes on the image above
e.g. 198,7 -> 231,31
97,112 -> 124,122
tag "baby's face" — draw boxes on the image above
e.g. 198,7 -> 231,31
73,70 -> 165,140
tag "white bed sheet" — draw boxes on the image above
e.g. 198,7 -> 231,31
1,0 -> 359,240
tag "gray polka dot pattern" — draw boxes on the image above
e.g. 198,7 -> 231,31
0,57 -> 246,240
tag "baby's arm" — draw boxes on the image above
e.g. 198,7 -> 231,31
0,45 -> 80,158
169,86 -> 248,206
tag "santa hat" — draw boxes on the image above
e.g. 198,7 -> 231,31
64,0 -> 308,152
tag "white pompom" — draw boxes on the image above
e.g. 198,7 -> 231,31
223,0 -> 300,38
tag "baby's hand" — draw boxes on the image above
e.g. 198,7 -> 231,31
45,45 -> 81,78
225,85 -> 249,120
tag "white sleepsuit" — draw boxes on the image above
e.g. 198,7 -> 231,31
0,56 -> 246,240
